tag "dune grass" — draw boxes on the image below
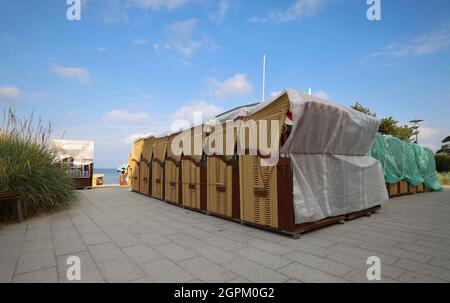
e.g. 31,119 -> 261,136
0,107 -> 76,218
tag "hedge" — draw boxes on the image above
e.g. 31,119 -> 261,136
435,153 -> 450,173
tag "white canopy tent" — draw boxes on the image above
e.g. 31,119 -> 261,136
51,140 -> 94,166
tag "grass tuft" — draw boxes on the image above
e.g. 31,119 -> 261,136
0,107 -> 76,218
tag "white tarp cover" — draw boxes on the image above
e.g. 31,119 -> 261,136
278,89 -> 388,224
235,89 -> 388,224
52,140 -> 94,166
214,103 -> 258,122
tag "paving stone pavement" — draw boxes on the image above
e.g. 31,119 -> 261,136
1,187 -> 450,283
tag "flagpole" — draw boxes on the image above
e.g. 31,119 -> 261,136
262,55 -> 266,102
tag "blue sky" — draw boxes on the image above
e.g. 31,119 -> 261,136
1,0 -> 449,168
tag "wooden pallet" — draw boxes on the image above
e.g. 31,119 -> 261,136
387,181 -> 430,198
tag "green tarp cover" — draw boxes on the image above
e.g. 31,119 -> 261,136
411,143 -> 442,191
370,134 -> 442,191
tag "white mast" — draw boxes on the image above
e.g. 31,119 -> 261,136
262,55 -> 266,102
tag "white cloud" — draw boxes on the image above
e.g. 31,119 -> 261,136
208,74 -> 253,99
133,38 -> 148,45
365,25 -> 450,61
166,18 -> 197,36
422,143 -> 440,151
84,0 -> 190,24
161,19 -> 200,56
52,65 -> 91,84
171,101 -> 223,123
419,127 -> 440,141
0,86 -> 22,100
130,0 -> 190,10
401,125 -> 449,152
313,90 -> 329,100
154,19 -> 220,57
102,110 -> 152,123
176,58 -> 193,66
119,100 -> 223,143
250,0 -> 325,23
101,0 -> 129,23
209,0 -> 230,24
170,101 -> 223,132
171,41 -> 202,57
97,47 -> 109,52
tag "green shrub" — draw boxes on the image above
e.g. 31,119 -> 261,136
438,172 -> 450,186
0,108 -> 76,218
435,153 -> 450,172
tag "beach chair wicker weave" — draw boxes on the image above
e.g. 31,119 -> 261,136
238,93 -> 291,228
181,126 -> 207,211
151,136 -> 168,200
139,137 -> 154,196
165,132 -> 182,204
205,121 -> 240,219
131,139 -> 145,192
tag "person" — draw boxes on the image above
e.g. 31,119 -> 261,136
117,164 -> 129,186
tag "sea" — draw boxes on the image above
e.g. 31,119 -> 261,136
94,168 -> 121,185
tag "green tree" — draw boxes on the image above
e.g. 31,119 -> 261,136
351,103 -> 414,142
437,136 -> 450,155
351,102 -> 376,117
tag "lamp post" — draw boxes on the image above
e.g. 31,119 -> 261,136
410,119 -> 423,144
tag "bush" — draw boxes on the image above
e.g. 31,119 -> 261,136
0,108 -> 76,218
438,172 -> 450,186
435,153 -> 450,172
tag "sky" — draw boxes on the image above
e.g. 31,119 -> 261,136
0,0 -> 449,168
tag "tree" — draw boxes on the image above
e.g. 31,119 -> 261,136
379,117 -> 414,141
437,136 -> 450,155
351,103 -> 414,142
351,102 -> 376,117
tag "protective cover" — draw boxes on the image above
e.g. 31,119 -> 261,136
52,140 -> 94,165
369,134 -> 403,184
388,136 -> 423,185
276,89 -> 388,225
214,103 -> 258,122
370,134 -> 441,191
412,144 -> 442,191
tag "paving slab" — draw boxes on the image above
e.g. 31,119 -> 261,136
140,259 -> 194,283
13,267 -> 58,283
1,187 -> 449,283
178,257 -> 237,282
16,249 -> 56,274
